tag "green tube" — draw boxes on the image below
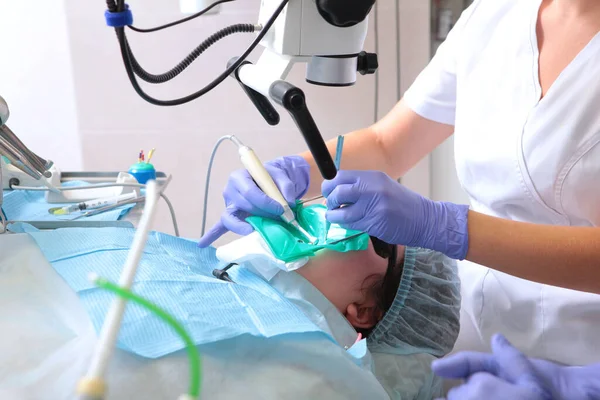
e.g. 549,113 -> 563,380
94,277 -> 201,398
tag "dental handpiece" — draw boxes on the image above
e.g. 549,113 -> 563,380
231,136 -> 316,244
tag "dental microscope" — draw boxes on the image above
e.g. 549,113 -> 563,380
108,0 -> 378,181
230,0 -> 378,179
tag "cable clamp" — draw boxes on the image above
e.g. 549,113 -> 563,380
105,4 -> 133,28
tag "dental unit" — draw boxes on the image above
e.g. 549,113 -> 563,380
0,95 -> 176,233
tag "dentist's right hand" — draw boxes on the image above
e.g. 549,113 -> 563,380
198,156 -> 310,247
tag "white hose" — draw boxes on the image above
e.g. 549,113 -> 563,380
201,135 -> 237,237
83,180 -> 160,381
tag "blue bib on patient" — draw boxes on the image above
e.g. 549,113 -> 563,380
11,224 -> 327,359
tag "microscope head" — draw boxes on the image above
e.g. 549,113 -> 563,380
257,0 -> 378,87
316,0 -> 376,28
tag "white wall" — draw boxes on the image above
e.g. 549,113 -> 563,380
0,0 -> 82,170
396,1 -> 432,196
430,137 -> 470,204
1,1 -> 433,242
429,0 -> 470,205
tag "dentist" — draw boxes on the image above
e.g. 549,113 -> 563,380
200,0 -> 600,394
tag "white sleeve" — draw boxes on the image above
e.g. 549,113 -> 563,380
403,2 -> 480,126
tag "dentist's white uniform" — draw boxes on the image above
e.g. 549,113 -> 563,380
404,0 -> 600,365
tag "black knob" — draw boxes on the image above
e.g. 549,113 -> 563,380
316,0 -> 376,28
357,52 -> 378,75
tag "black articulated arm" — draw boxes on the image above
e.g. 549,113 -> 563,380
227,58 -> 280,126
269,81 -> 338,180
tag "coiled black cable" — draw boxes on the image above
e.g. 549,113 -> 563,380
106,0 -> 117,13
112,0 -> 290,106
125,24 -> 256,84
127,0 -> 236,33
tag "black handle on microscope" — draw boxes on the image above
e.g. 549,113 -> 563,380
269,81 -> 338,180
228,58 -> 280,126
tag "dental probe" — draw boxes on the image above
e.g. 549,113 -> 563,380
230,136 -> 316,243
298,195 -> 324,205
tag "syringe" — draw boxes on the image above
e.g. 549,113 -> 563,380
230,136 -> 316,244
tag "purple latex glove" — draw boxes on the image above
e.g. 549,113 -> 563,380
321,170 -> 470,260
432,334 -> 600,400
198,156 -> 310,247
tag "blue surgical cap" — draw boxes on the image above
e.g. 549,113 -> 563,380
368,247 -> 461,357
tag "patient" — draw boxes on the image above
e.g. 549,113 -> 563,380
296,237 -> 404,337
230,203 -> 461,358
283,236 -> 461,356
300,238 -> 460,400
12,221 -> 460,399
220,222 -> 461,398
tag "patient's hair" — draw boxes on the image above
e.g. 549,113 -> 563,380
354,238 -> 404,338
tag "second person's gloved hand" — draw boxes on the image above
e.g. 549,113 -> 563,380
432,334 -> 600,400
198,156 -> 310,247
321,170 -> 470,260
432,334 -> 552,400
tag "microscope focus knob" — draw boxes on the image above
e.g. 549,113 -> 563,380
0,96 -> 9,126
316,0 -> 376,28
357,52 -> 379,75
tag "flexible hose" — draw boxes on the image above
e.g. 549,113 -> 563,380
201,136 -> 235,237
160,192 -> 180,237
125,24 -> 257,84
94,276 -> 202,398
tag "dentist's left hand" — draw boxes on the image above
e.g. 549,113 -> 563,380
199,156 -> 310,247
322,170 -> 470,260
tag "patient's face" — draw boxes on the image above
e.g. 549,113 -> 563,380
297,241 -> 404,330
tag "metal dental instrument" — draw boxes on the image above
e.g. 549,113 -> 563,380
230,135 -> 317,244
298,195 -> 324,205
324,135 -> 345,242
0,95 -> 60,193
327,232 -> 366,245
334,135 -> 344,170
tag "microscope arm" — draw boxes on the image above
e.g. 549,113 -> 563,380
229,52 -> 337,180
228,0 -> 378,180
269,81 -> 337,180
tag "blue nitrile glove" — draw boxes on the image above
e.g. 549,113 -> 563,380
198,156 -> 310,247
321,170 -> 470,260
432,334 -> 600,400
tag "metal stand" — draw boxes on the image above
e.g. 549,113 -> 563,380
1,171 -> 170,232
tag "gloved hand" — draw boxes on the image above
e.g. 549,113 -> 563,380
198,156 -> 310,247
321,170 -> 470,260
432,334 -> 600,400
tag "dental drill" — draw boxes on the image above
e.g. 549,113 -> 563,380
229,136 -> 316,244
